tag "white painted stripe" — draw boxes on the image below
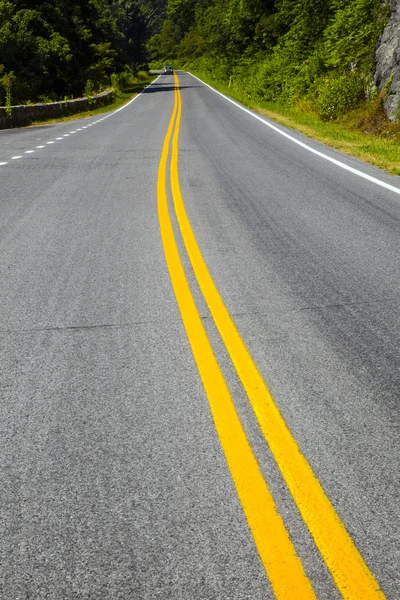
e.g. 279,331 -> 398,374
0,77 -> 161,170
108,75 -> 161,118
6,75 -> 161,168
188,72 -> 400,196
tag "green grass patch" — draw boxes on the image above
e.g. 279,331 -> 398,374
187,70 -> 400,175
28,76 -> 154,128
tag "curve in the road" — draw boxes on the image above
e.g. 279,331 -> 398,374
163,72 -> 387,600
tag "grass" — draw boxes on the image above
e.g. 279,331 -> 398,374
28,76 -> 154,127
186,70 -> 400,175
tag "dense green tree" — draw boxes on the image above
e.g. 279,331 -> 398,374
146,0 -> 387,119
0,0 -> 388,118
0,0 -> 167,104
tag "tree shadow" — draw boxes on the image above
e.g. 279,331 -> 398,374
143,85 -> 202,93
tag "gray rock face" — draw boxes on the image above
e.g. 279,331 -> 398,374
374,0 -> 400,121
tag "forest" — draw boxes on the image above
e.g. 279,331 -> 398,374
148,0 -> 390,121
0,0 -> 391,122
0,0 -> 166,105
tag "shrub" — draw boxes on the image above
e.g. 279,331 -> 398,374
84,79 -> 95,99
1,71 -> 15,116
110,73 -> 121,95
110,68 -> 135,95
313,72 -> 367,120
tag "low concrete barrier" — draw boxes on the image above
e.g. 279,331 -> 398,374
0,90 -> 114,129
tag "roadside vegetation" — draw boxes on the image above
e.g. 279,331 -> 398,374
187,70 -> 400,175
147,0 -> 400,174
28,72 -> 153,127
0,1 -> 165,106
1,0 -> 399,173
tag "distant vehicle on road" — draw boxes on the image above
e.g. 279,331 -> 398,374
164,64 -> 174,75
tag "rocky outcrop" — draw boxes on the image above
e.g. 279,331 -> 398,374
374,0 -> 400,121
0,90 -> 114,129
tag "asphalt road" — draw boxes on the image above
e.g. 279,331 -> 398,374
0,72 -> 399,599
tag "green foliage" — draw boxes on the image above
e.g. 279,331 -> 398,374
147,0 -> 389,121
84,79 -> 95,99
321,0 -> 388,70
111,72 -> 122,95
146,18 -> 179,62
87,42 -> 117,89
0,0 -> 168,104
313,72 -> 367,120
1,69 -> 15,116
0,0 -> 389,122
113,66 -> 135,92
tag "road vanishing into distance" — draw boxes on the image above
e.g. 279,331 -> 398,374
1,72 -> 399,600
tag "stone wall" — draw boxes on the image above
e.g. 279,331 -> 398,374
374,0 -> 400,121
0,90 -> 114,129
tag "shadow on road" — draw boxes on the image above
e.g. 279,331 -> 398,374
143,85 -> 202,93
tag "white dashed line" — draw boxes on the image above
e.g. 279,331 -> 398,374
2,77 -> 160,170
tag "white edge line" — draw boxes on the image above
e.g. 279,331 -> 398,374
108,75 -> 161,118
3,76 -> 161,164
188,72 -> 400,196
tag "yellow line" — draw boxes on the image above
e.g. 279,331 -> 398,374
157,78 -> 317,600
170,73 -> 386,600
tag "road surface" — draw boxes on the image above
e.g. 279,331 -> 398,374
0,72 -> 399,599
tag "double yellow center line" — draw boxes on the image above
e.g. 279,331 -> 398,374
157,73 -> 386,600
